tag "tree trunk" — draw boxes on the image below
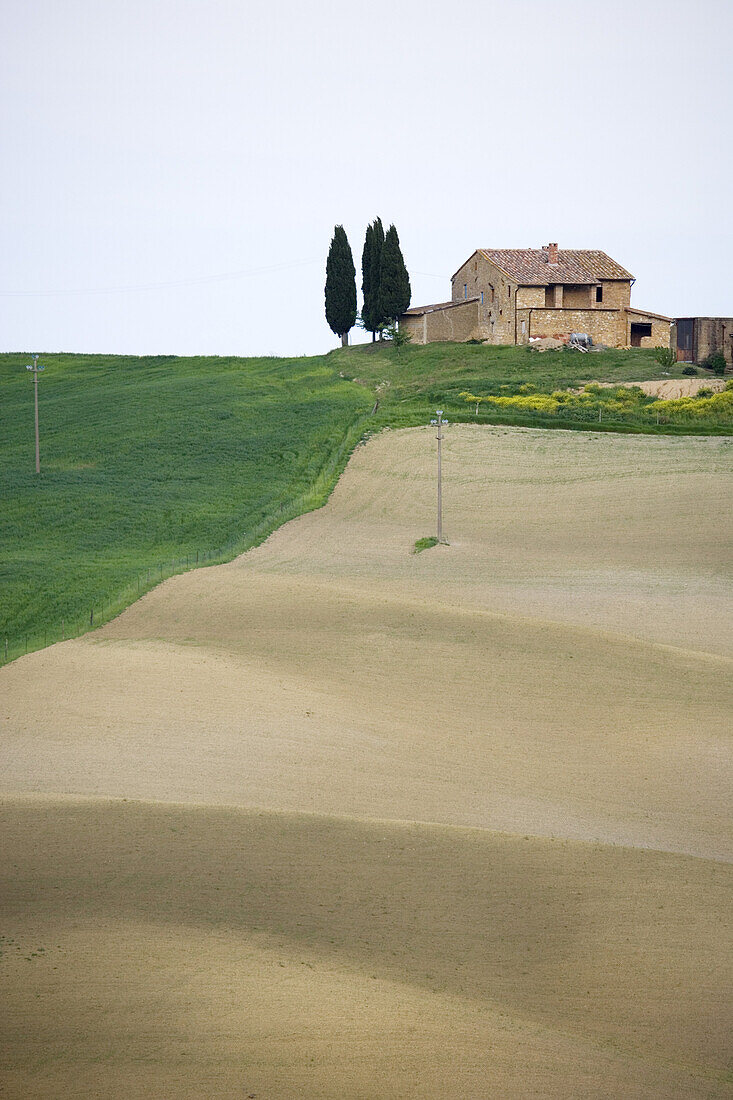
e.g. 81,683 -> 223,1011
341,332 -> 349,347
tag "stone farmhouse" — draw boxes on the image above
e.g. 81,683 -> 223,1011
400,243 -> 670,349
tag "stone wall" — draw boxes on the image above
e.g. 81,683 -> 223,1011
400,299 -> 480,344
513,306 -> 668,348
516,287 -> 545,309
452,253 -> 517,344
599,281 -> 632,310
694,318 -> 733,366
521,308 -> 625,346
563,285 -> 593,309
625,312 -> 671,349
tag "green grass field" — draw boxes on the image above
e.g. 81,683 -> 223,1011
0,352 -> 371,654
1,342 -> 729,659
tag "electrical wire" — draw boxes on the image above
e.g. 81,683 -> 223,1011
0,257 -> 322,297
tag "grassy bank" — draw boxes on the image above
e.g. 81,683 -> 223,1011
334,341 -> 732,433
333,341 -> 686,404
1,342 -> 730,660
0,352 -> 371,656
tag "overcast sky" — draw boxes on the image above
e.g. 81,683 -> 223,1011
1,0 -> 731,357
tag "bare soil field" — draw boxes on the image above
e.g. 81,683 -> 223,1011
591,377 -> 727,398
1,425 -> 732,1098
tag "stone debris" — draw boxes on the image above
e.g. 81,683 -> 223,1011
527,336 -> 566,351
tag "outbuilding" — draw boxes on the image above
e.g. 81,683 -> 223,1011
672,317 -> 733,367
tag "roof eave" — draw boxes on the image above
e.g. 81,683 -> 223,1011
626,306 -> 671,322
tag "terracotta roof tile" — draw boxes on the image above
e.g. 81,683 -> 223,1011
403,297 -> 479,316
477,248 -> 634,285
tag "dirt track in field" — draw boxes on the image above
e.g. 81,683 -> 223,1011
1,425 -> 731,1097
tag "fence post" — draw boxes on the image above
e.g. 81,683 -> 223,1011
598,406 -> 602,423
25,635 -> 28,653
4,638 -> 7,662
90,608 -> 94,627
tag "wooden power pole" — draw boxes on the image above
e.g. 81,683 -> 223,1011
430,409 -> 448,543
25,355 -> 45,473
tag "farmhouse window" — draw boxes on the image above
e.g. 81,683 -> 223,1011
596,286 -> 603,302
481,291 -> 484,305
464,284 -> 467,299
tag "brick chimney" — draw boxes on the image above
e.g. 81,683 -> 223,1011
547,242 -> 558,265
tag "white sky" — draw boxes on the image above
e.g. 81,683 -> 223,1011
1,0 -> 731,356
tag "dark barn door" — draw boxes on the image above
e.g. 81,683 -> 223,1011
630,322 -> 652,347
676,318 -> 694,361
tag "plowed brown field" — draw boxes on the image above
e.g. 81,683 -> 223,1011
1,425 -> 731,1098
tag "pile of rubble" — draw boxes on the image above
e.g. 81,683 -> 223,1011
527,336 -> 565,351
528,333 -> 605,353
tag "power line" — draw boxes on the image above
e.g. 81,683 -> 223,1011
2,259 -> 447,298
0,257 -> 322,298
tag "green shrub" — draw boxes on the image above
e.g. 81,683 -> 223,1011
702,351 -> 727,376
653,346 -> 676,371
681,365 -> 697,376
461,379 -> 733,429
383,323 -> 412,348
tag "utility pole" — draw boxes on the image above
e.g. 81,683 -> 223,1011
430,409 -> 448,543
24,355 -> 45,473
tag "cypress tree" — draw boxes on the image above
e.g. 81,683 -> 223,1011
367,215 -> 385,332
361,222 -> 375,338
378,224 -> 411,327
325,225 -> 357,346
361,218 -> 385,340
367,214 -> 385,334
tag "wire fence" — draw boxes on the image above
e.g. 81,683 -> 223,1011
1,495 -> 306,668
2,544 -> 239,668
